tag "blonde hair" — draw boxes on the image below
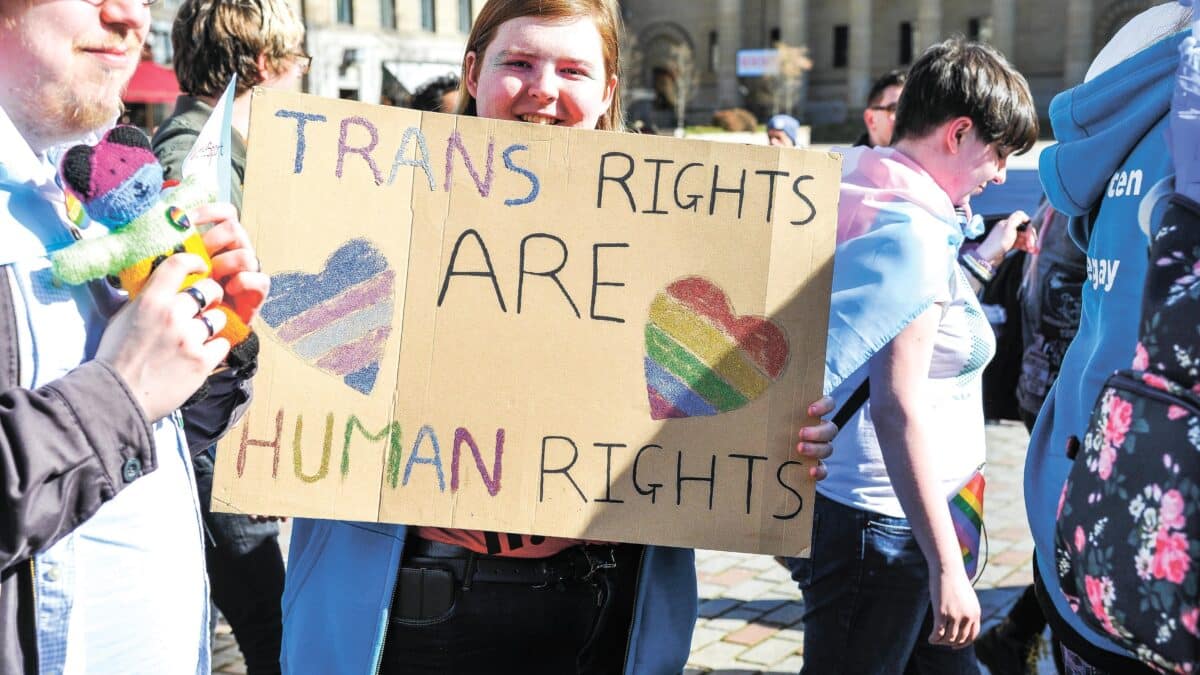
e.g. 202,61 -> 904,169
172,0 -> 305,97
456,0 -> 624,131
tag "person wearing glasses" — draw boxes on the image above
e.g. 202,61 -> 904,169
854,68 -> 907,148
154,0 -> 308,211
152,1 -> 306,673
0,0 -> 270,671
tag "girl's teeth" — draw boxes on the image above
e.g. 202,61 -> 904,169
521,114 -> 557,125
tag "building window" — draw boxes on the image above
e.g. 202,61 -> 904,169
336,0 -> 353,24
421,0 -> 436,32
769,26 -> 781,44
899,22 -> 913,64
833,25 -> 848,68
459,0 -> 472,33
708,30 -> 719,72
968,17 -> 981,41
380,0 -> 395,29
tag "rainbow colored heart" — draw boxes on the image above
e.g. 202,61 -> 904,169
261,239 -> 394,395
645,277 -> 789,420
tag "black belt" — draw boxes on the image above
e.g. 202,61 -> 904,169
403,539 -> 618,588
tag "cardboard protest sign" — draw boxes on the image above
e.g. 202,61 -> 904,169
212,88 -> 840,556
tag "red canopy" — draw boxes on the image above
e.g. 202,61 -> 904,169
123,60 -> 180,104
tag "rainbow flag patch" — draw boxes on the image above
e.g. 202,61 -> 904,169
644,277 -> 789,420
950,469 -> 986,578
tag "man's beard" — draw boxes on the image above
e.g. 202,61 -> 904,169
9,21 -> 137,151
12,68 -> 126,151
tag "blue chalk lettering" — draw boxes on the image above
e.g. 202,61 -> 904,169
275,110 -> 328,174
502,144 -> 540,207
403,425 -> 446,492
387,127 -> 436,191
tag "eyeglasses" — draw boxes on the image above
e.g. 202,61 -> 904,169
868,102 -> 899,115
290,52 -> 312,75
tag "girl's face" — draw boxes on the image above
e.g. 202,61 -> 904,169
465,15 -> 616,129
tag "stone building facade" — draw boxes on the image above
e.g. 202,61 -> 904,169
149,0 -> 476,105
621,0 -> 1164,125
301,0 -> 475,103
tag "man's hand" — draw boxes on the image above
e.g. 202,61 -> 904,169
190,203 -> 270,324
975,210 -> 1038,264
1171,32 -> 1200,203
95,254 -> 230,422
798,396 -> 838,480
928,566 -> 981,648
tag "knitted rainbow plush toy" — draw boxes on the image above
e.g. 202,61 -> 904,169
51,125 -> 258,369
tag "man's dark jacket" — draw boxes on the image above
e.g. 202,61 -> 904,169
0,268 -> 253,672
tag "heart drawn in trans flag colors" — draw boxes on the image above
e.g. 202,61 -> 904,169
644,277 -> 789,420
260,239 -> 394,395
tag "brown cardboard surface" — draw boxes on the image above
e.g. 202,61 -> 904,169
212,88 -> 840,556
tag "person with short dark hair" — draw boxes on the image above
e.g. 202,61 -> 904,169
789,38 -> 1037,673
409,73 -> 461,113
854,68 -> 907,147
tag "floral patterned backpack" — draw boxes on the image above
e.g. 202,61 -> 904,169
1055,195 -> 1200,673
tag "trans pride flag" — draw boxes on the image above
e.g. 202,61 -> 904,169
260,240 -> 394,395
950,468 -> 986,579
823,146 -> 968,400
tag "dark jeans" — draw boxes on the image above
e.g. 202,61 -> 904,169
194,451 -> 285,675
379,543 -> 640,674
785,493 -> 980,675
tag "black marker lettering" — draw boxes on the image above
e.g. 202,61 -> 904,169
517,234 -> 579,318
755,170 -> 789,222
790,175 -> 818,226
633,444 -> 664,504
591,243 -> 629,323
597,152 -> 636,212
729,453 -> 768,515
677,451 -> 717,510
594,442 -> 626,504
642,158 -> 674,215
437,229 -> 507,312
773,460 -> 805,520
673,162 -> 705,212
539,436 -> 587,503
709,165 -> 747,218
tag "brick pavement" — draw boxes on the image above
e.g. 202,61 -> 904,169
684,420 -> 1051,674
212,421 -> 1049,674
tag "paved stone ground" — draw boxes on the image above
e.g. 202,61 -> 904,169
683,420 -> 1054,674
212,420 -> 1051,673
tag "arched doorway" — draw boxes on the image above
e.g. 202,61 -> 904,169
635,22 -> 695,129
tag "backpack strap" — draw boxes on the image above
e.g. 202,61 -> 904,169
832,378 -> 871,429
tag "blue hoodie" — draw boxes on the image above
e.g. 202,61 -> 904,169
1028,30 -> 1184,656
